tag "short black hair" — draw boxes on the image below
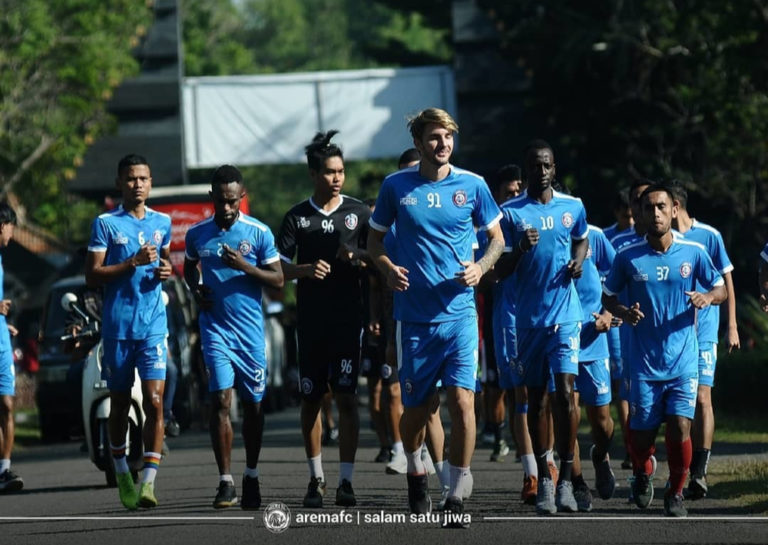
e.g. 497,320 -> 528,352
0,202 -> 17,226
640,182 -> 676,204
496,164 -> 522,183
523,139 -> 554,158
666,178 -> 688,209
397,148 -> 421,168
611,188 -> 631,210
629,177 -> 655,199
211,164 -> 243,187
117,154 -> 149,177
305,130 -> 343,172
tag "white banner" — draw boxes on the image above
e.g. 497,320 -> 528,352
183,66 -> 456,167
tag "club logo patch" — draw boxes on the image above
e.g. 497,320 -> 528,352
404,380 -> 414,394
452,190 -> 467,207
301,378 -> 313,395
344,213 -> 358,230
561,212 -> 574,228
153,230 -> 163,245
238,240 -> 251,255
680,262 -> 692,278
381,364 -> 392,379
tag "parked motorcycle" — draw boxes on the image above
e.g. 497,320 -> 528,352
60,292 -> 144,487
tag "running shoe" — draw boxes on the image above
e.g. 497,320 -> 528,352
213,480 -> 238,509
664,491 -> 688,517
574,480 -> 593,512
116,472 -> 137,510
241,476 -> 261,510
555,480 -> 578,513
335,479 -> 356,507
138,482 -> 158,508
521,475 -> 537,505
591,444 -> 617,500
0,469 -> 24,494
536,477 -> 556,515
441,496 -> 468,529
385,450 -> 407,474
407,473 -> 431,514
303,477 -> 326,508
490,439 -> 510,462
631,472 -> 653,509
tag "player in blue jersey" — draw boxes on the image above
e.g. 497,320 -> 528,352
669,181 -> 739,500
570,224 -> 619,511
368,108 -> 503,525
496,140 -> 589,515
603,188 -> 634,242
602,183 -> 726,517
0,203 -> 22,494
184,165 -> 283,510
278,131 -> 371,509
85,154 -> 173,510
607,179 -> 652,471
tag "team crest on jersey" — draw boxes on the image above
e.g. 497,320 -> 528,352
238,240 -> 252,255
344,213 -> 358,230
298,217 -> 311,229
153,230 -> 163,245
561,212 -> 574,228
301,378 -> 313,395
679,262 -> 692,278
404,380 -> 414,395
452,190 -> 467,207
381,364 -> 392,379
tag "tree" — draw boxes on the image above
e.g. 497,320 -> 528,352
479,0 -> 768,289
0,0 -> 152,241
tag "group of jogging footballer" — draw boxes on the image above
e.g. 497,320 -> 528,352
3,107 -> 768,527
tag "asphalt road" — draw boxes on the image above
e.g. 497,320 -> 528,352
3,401 -> 768,545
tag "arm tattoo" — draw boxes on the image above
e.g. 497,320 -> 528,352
477,237 -> 504,275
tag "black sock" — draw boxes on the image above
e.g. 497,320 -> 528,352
559,455 -> 574,483
691,448 -> 710,477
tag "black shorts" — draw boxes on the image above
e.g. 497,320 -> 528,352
297,322 -> 363,401
361,335 -> 399,385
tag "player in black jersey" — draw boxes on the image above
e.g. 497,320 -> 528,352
277,131 -> 371,508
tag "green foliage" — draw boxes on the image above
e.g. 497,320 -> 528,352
0,0 -> 152,241
478,1 -> 768,292
182,0 -> 452,77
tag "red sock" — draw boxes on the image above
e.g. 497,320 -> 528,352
666,432 -> 692,496
630,437 -> 656,475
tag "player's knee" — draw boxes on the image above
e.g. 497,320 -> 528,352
142,390 -> 163,416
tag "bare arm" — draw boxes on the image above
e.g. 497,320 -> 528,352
281,259 -> 331,282
566,236 -> 589,279
685,284 -> 726,309
367,228 -> 409,291
457,223 -> 504,287
85,244 -> 159,287
495,228 -> 539,279
602,293 -> 645,326
723,271 -> 739,352
220,245 -> 284,289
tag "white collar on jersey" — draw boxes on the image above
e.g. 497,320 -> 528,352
309,195 -> 344,217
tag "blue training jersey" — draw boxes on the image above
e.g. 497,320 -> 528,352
603,237 -> 724,381
604,223 -> 633,246
370,165 -> 502,323
88,205 -> 171,340
500,190 -> 588,329
185,214 -> 280,353
0,254 -> 9,353
678,219 -> 733,344
575,225 -> 615,362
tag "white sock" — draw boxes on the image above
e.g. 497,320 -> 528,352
110,443 -> 129,474
522,454 -> 538,477
244,466 -> 259,478
448,465 -> 470,499
0,459 -> 10,473
339,462 -> 354,484
220,474 -> 234,483
405,450 -> 425,474
392,441 -> 404,455
546,449 -> 555,464
142,451 -> 161,485
308,455 -> 324,481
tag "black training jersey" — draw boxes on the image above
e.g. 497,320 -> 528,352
277,195 -> 371,327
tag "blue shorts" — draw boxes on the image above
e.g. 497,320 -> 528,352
204,342 -> 267,403
102,335 -> 168,391
495,324 -> 517,390
698,342 -> 717,388
576,359 -> 612,407
397,315 -> 478,408
0,350 -> 14,396
629,373 -> 698,430
515,322 -> 580,388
